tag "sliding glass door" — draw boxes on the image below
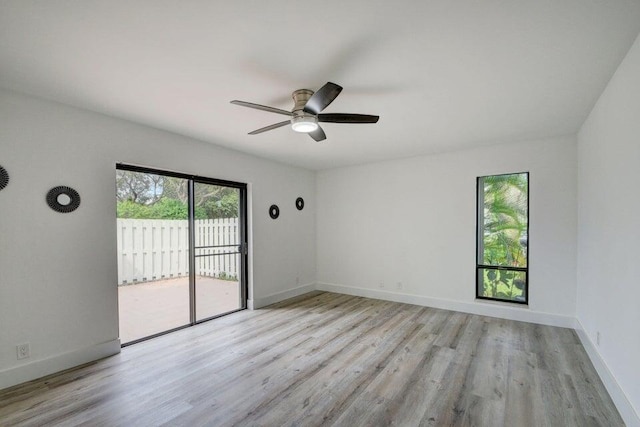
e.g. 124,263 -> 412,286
116,165 -> 247,345
194,182 -> 244,321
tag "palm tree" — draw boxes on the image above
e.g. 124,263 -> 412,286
480,173 -> 528,299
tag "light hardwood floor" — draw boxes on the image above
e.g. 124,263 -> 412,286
0,292 -> 623,426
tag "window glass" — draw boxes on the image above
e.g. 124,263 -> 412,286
476,172 -> 528,303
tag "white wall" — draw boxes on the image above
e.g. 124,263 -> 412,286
317,136 -> 577,325
577,33 -> 640,424
0,89 -> 316,389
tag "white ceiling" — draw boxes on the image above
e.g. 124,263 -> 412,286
1,1 -> 640,170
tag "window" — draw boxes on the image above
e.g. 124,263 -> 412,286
476,172 -> 529,304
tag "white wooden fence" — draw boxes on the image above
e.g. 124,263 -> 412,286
117,218 -> 240,285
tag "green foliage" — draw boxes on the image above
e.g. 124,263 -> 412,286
217,271 -> 238,281
203,192 -> 239,219
150,198 -> 189,219
479,173 -> 528,301
116,170 -> 163,204
117,200 -> 151,219
162,177 -> 240,219
117,197 -> 210,220
481,173 -> 528,268
116,171 -> 240,220
480,268 -> 526,301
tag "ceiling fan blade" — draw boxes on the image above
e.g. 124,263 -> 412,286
309,126 -> 327,142
248,120 -> 291,135
231,100 -> 293,116
318,113 -> 379,123
303,82 -> 343,114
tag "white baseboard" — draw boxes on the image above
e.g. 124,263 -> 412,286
248,282 -> 316,309
575,319 -> 640,427
315,282 -> 576,328
0,339 -> 121,391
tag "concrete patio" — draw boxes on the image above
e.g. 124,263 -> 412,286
118,276 -> 241,343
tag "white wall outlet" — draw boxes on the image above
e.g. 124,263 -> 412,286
16,343 -> 30,360
596,331 -> 601,346
396,282 -> 403,290
296,276 -> 300,285
379,281 -> 384,289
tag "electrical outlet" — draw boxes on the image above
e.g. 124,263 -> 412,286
296,276 -> 300,285
396,282 -> 403,290
596,332 -> 601,346
16,343 -> 30,360
379,281 -> 384,289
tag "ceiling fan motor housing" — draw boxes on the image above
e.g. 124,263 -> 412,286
291,89 -> 314,112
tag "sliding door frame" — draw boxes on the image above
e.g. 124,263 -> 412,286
117,163 -> 248,344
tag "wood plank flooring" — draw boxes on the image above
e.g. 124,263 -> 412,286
0,292 -> 623,426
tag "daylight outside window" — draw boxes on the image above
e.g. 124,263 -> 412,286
476,172 -> 529,304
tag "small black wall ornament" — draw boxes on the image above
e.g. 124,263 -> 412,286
46,186 -> 81,213
269,204 -> 280,219
295,197 -> 304,211
0,165 -> 9,191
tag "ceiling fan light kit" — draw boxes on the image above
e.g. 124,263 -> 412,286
291,115 -> 318,133
231,82 -> 379,142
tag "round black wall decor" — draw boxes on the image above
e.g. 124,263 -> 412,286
0,165 -> 9,191
269,204 -> 280,219
46,186 -> 81,213
295,197 -> 304,211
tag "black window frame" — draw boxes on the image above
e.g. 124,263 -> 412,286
475,172 -> 529,305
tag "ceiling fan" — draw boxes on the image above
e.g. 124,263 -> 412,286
230,82 -> 379,142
